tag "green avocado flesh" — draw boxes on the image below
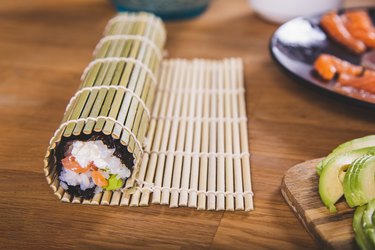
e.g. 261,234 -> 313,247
353,205 -> 373,250
319,147 -> 375,212
317,135 -> 375,175
344,155 -> 375,208
104,175 -> 123,191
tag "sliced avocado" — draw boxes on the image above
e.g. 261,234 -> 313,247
353,156 -> 375,207
344,155 -> 375,207
104,174 -> 123,191
343,156 -> 370,207
354,205 -> 373,250
317,135 -> 375,175
363,199 -> 375,248
319,147 -> 375,212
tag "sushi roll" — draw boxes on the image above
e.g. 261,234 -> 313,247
44,12 -> 166,201
55,134 -> 134,199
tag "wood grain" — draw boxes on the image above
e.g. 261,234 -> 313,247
281,159 -> 356,250
0,0 -> 375,249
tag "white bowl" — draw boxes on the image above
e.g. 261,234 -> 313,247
249,0 -> 343,24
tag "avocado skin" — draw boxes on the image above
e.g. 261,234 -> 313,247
354,205 -> 373,250
363,199 -> 375,248
353,206 -> 371,250
317,135 -> 375,175
344,155 -> 375,208
319,147 -> 375,213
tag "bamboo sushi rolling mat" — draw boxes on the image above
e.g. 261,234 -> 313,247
44,13 -> 253,211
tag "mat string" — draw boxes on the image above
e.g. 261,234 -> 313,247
94,34 -> 163,61
81,57 -> 157,85
151,116 -> 248,122
135,181 -> 254,197
156,87 -> 245,94
64,85 -> 151,120
50,116 -> 144,155
144,150 -> 250,158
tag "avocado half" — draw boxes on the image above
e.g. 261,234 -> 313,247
319,147 -> 375,212
317,135 -> 375,176
344,155 -> 375,208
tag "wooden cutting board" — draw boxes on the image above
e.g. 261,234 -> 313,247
281,158 -> 359,250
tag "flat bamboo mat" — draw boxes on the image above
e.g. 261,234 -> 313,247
130,58 -> 253,211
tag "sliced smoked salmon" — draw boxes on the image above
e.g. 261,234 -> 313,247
344,10 -> 375,48
321,12 -> 366,54
314,54 -> 363,80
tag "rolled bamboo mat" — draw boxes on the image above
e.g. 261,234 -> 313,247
44,12 -> 166,202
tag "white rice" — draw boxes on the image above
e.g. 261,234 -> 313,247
59,167 -> 95,190
60,140 -> 131,191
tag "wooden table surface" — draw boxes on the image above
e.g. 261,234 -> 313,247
1,0 -> 375,249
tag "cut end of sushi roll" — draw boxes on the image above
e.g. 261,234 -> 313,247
54,133 -> 135,199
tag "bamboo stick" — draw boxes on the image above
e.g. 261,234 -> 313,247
100,18 -> 149,139
112,17 -> 154,140
130,62 -> 166,207
71,197 -> 81,204
216,61 -> 226,211
207,61 -> 218,210
223,59 -> 235,211
101,190 -> 112,205
236,59 -> 253,211
50,173 -> 59,192
160,60 -> 185,205
123,49 -> 158,189
151,60 -> 180,204
125,59 -> 154,152
91,192 -> 102,205
110,191 -> 122,206
95,20 -> 145,134
102,17 -> 163,193
65,18 -> 129,137
228,58 -> 244,210
179,60 -> 199,206
118,17 -> 164,193
126,22 -> 163,152
79,62 -> 112,133
61,192 -> 71,203
92,62 -> 125,132
120,192 -> 131,206
139,61 -> 171,205
100,19 -> 141,135
196,61 -> 210,210
62,63 -> 102,137
169,60 -> 190,207
112,56 -> 149,144
120,29 -> 152,138
188,60 -> 205,208
93,24 -> 135,132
